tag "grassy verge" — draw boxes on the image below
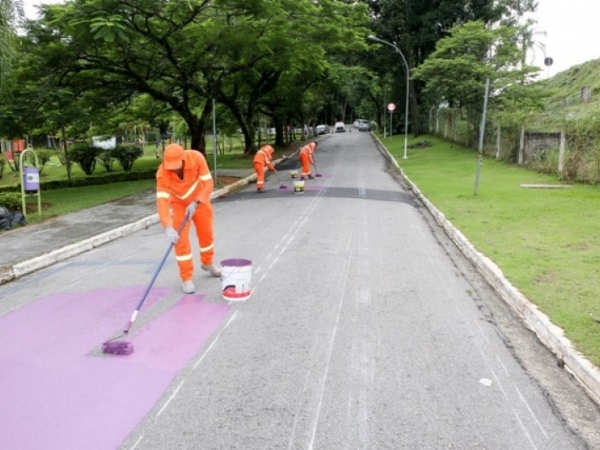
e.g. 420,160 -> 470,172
22,179 -> 157,223
379,134 -> 600,367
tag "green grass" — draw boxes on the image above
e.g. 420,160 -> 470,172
380,134 -> 600,366
23,179 -> 157,223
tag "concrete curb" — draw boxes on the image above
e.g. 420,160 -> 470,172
371,133 -> 600,405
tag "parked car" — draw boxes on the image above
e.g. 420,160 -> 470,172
354,118 -> 369,128
358,122 -> 371,132
316,124 -> 330,135
334,122 -> 346,133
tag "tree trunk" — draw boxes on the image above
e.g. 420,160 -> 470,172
219,95 -> 257,155
60,122 -> 71,181
185,102 -> 211,157
409,78 -> 420,136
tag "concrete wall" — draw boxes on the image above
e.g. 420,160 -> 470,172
524,132 -> 561,161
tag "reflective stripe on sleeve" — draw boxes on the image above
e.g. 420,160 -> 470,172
157,192 -> 170,199
199,173 -> 213,181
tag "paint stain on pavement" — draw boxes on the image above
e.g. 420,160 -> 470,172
0,286 -> 229,449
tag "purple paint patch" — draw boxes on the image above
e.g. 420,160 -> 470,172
220,258 -> 252,267
0,287 -> 229,449
304,184 -> 325,191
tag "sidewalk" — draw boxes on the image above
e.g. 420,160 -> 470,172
0,142 -> 314,285
0,168 -> 256,285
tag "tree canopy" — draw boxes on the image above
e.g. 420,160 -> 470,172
14,0 -> 368,154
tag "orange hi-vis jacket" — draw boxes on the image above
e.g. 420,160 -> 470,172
299,144 -> 315,177
156,150 -> 213,228
253,146 -> 275,189
156,150 -> 215,281
253,147 -> 275,171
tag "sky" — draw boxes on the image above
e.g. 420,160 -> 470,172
529,0 -> 600,77
21,0 -> 600,78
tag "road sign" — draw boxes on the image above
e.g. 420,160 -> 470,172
544,57 -> 553,67
387,103 -> 396,113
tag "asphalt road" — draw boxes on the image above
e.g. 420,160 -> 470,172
1,130 -> 599,449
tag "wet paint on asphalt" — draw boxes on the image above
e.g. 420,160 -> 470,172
0,287 -> 230,449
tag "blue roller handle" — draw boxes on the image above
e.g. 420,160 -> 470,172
123,216 -> 189,334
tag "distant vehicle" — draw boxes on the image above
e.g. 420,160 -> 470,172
358,122 -> 371,132
354,118 -> 370,128
316,124 -> 330,135
334,122 -> 346,133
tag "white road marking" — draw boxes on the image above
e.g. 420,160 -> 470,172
516,386 -> 549,439
156,380 -> 185,417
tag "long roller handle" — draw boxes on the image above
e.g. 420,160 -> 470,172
123,216 -> 189,334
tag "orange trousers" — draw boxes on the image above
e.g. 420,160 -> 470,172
172,202 -> 215,281
254,162 -> 266,189
299,154 -> 311,178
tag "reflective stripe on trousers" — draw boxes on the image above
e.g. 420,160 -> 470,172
171,202 -> 215,281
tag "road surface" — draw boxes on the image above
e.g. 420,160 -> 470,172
1,130 -> 599,449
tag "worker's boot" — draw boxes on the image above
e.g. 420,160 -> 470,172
202,264 -> 222,277
182,280 -> 196,294
257,187 -> 266,193
308,174 -> 315,179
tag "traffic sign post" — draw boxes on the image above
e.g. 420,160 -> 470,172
387,103 -> 396,140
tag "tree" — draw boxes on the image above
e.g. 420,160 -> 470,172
21,0 -> 368,156
363,0 -> 538,135
0,0 -> 23,92
412,21 -> 540,145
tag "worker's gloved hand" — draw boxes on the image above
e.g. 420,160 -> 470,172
186,201 -> 198,219
165,226 -> 179,244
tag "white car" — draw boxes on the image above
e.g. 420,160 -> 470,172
334,122 -> 346,133
316,124 -> 330,135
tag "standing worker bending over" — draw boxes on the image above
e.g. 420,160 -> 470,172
299,141 -> 318,180
156,143 -> 221,294
253,144 -> 277,193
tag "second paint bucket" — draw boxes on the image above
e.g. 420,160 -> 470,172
293,180 -> 305,193
220,258 -> 253,301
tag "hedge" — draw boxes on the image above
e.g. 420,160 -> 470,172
0,169 -> 157,194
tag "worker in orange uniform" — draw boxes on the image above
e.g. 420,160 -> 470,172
299,141 -> 318,180
253,144 -> 278,193
156,143 -> 221,294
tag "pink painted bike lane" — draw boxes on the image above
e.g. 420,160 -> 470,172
0,287 -> 230,450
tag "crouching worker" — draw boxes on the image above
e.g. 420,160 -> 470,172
156,143 -> 222,294
253,144 -> 277,193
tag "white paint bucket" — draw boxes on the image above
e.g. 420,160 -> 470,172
293,180 -> 305,193
220,259 -> 252,301
289,170 -> 298,178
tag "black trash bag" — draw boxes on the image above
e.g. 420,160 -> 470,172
0,207 -> 12,230
12,211 -> 26,227
0,207 -> 27,230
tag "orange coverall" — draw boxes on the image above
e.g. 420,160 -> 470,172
299,142 -> 316,179
253,145 -> 276,190
156,150 -> 215,282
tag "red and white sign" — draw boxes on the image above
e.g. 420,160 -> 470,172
387,103 -> 396,112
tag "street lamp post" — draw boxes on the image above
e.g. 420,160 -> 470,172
367,35 -> 410,159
